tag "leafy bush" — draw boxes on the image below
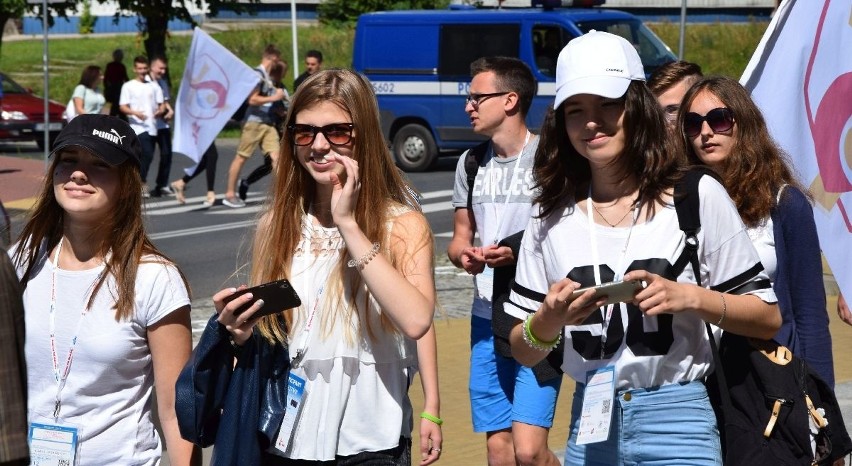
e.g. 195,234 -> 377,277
78,1 -> 96,35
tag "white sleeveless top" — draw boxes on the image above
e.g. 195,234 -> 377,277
283,211 -> 417,461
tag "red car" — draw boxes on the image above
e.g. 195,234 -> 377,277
0,71 -> 66,150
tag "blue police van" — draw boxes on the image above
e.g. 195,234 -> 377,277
352,3 -> 676,171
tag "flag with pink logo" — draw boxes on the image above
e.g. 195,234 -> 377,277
173,27 -> 260,164
741,0 -> 852,301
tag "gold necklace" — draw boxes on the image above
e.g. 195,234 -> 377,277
591,201 -> 635,227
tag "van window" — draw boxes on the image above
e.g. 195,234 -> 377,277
439,24 -> 520,78
575,19 -> 673,75
533,25 -> 571,77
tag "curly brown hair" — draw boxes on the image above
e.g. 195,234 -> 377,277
678,76 -> 808,227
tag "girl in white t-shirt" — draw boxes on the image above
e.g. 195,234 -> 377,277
504,32 -> 781,465
214,69 -> 441,465
11,114 -> 196,466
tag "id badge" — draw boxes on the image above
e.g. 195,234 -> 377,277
274,369 -> 308,455
29,420 -> 79,466
474,266 -> 494,301
576,366 -> 615,445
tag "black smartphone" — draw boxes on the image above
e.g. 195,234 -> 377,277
223,279 -> 302,319
570,279 -> 645,306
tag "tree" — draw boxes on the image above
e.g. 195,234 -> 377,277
101,0 -> 260,63
318,0 -> 451,27
0,0 -> 26,56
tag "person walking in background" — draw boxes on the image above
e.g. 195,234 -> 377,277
679,75 -> 835,386
103,49 -> 128,119
222,44 -> 287,208
10,114 -> 197,465
648,60 -> 703,126
504,31 -> 780,465
447,56 -> 561,466
213,69 -> 436,464
236,59 -> 290,202
70,65 -> 106,116
120,55 -> 164,197
170,142 -> 219,207
0,247 -> 28,466
147,56 -> 176,198
293,49 -> 323,91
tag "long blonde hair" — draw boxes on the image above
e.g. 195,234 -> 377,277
252,69 -> 422,344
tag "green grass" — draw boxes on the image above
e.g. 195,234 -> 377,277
649,20 -> 769,78
0,20 -> 768,134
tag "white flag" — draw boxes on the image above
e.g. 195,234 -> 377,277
741,0 -> 852,300
173,27 -> 260,163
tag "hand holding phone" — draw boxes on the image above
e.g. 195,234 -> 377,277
570,279 -> 645,306
222,279 -> 302,319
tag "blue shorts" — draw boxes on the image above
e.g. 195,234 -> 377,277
565,379 -> 721,466
469,315 -> 561,433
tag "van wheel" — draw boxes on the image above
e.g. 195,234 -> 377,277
392,124 -> 437,172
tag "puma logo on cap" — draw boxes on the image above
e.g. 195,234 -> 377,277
92,128 -> 127,145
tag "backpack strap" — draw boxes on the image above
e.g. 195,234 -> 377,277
673,167 -> 734,456
671,168 -> 709,281
465,141 -> 490,211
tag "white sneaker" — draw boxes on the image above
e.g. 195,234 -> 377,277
222,196 -> 245,208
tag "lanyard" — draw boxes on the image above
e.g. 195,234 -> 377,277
49,237 -> 97,419
290,284 -> 325,367
487,131 -> 531,244
586,188 -> 638,358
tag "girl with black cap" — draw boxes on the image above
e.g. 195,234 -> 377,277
10,114 -> 197,465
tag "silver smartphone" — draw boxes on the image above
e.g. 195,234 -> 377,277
570,279 -> 645,306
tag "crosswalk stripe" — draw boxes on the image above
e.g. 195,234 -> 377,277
145,189 -> 454,239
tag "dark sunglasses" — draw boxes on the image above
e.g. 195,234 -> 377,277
683,107 -> 735,138
288,123 -> 355,146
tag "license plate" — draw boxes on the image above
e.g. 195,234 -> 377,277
35,123 -> 63,131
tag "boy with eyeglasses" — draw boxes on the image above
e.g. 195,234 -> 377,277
447,56 -> 561,466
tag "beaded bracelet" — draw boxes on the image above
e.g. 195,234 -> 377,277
522,313 -> 561,352
420,412 -> 443,425
715,293 -> 727,327
347,242 -> 380,270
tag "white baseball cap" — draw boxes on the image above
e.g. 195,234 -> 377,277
553,30 -> 646,109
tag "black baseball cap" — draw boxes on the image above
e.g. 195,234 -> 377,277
50,114 -> 142,169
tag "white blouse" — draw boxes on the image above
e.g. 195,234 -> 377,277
282,213 -> 417,461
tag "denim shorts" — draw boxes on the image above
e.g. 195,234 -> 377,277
564,379 -> 722,466
469,315 -> 562,433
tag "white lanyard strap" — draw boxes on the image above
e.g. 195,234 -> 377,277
487,131 -> 531,244
586,189 -> 638,357
290,285 -> 325,367
49,237 -> 96,419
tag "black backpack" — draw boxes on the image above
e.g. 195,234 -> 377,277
673,168 -> 852,465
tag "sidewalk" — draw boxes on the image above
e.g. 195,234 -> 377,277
0,154 -> 45,210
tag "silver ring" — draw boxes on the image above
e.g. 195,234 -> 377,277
432,448 -> 442,453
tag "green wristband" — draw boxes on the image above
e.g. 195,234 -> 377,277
420,412 -> 443,425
